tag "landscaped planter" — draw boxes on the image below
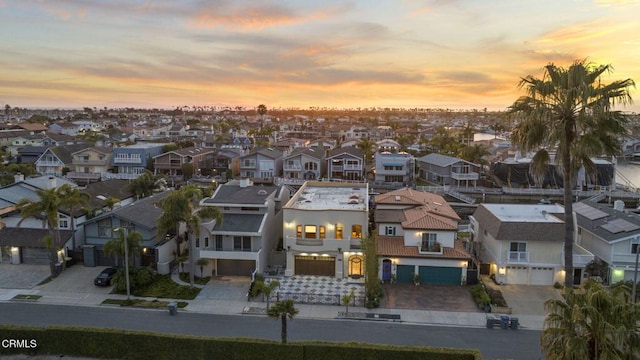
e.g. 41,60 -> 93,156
490,304 -> 512,314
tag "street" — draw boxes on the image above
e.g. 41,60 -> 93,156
0,303 -> 543,360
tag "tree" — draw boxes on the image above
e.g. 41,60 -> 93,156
267,299 -> 299,344
357,137 -> 376,165
157,185 -> 223,287
196,258 -> 208,278
127,172 -> 164,199
458,143 -> 491,166
103,229 -> 143,267
542,279 -> 640,359
361,233 -> 382,308
57,184 -> 89,250
257,104 -> 267,128
342,290 -> 355,315
103,196 -> 120,212
17,188 -> 63,277
251,280 -> 280,310
510,60 -> 634,287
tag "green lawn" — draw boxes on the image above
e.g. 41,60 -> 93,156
113,275 -> 201,300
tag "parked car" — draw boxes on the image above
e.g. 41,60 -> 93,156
94,267 -> 118,286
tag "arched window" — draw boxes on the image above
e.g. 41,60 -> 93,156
348,255 -> 364,276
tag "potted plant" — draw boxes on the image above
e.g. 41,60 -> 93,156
390,273 -> 397,284
413,273 -> 420,286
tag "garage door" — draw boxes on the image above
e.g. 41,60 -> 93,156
295,256 -> 335,276
530,267 -> 554,285
419,266 -> 462,285
396,265 -> 414,283
21,247 -> 49,265
506,266 -> 528,285
217,259 -> 255,276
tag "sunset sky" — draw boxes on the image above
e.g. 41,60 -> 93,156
1,0 -> 639,112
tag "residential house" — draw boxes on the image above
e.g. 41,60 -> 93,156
153,147 -> 215,184
344,126 -> 369,140
197,148 -> 242,179
373,152 -> 414,187
282,147 -> 325,181
374,188 -> 469,285
470,203 -> 593,285
283,181 -> 369,278
107,143 -> 165,180
574,200 -> 640,284
17,146 -> 48,164
81,191 -> 175,271
307,138 -> 335,151
198,178 -> 288,276
7,134 -> 45,156
417,153 -> 480,187
35,144 -> 90,176
237,147 -> 283,181
66,146 -> 113,184
376,139 -> 401,153
325,147 -> 364,181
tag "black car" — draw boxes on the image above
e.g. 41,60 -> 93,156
94,267 -> 118,286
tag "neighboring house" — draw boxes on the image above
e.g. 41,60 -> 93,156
344,126 -> 369,139
197,148 -> 242,179
72,120 -> 102,132
325,147 -> 364,181
35,144 -> 90,176
81,191 -> 174,270
107,143 -> 165,180
376,139 -> 400,153
198,178 -> 288,276
237,147 -> 283,181
153,147 -> 215,184
574,200 -> 640,284
168,124 -> 187,138
374,188 -> 469,285
373,152 -> 414,187
67,146 -> 113,184
470,203 -> 594,286
42,132 -> 84,147
7,134 -> 45,156
283,181 -> 369,278
229,136 -> 254,150
417,153 -> 481,187
17,146 -> 48,164
282,146 -> 325,181
307,138 -> 335,151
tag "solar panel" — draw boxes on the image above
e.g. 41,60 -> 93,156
600,218 -> 640,234
574,202 -> 608,220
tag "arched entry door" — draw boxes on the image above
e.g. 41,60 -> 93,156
348,255 -> 364,278
382,259 -> 392,281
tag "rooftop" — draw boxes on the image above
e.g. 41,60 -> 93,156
287,181 -> 368,211
480,203 -> 564,223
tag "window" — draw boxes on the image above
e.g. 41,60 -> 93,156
205,237 -> 209,248
59,218 -> 69,229
215,235 -> 223,251
296,225 -> 302,238
632,238 -> 640,254
421,233 -> 437,250
304,225 -> 317,239
98,218 -> 111,237
348,255 -> 364,276
233,236 -> 251,251
196,238 -> 200,248
509,242 -> 528,262
319,226 -> 326,239
385,226 -> 396,236
304,162 -> 318,171
351,225 -> 362,239
336,225 -> 343,240
242,159 -> 256,167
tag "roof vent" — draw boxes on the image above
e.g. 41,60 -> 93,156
395,195 -> 401,201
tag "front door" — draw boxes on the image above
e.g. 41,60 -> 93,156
382,259 -> 392,281
573,268 -> 582,286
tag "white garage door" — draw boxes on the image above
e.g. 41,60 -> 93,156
506,266 -> 528,285
530,267 -> 554,285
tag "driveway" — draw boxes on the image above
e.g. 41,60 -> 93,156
381,283 -> 481,312
0,263 -> 50,289
495,284 -> 563,316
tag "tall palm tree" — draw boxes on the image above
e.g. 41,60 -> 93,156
196,258 -> 208,278
17,188 -> 63,277
251,280 -> 280,310
103,229 -> 143,267
157,185 -> 223,287
510,60 -> 634,287
257,104 -> 267,129
57,184 -> 89,250
542,279 -> 640,359
267,299 -> 299,344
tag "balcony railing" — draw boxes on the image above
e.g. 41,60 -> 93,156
295,238 -> 324,246
283,164 -> 302,170
508,251 -> 529,263
73,159 -> 108,166
344,164 -> 362,170
66,172 -> 101,180
451,171 -> 479,181
113,157 -> 142,164
37,160 -> 62,166
285,236 -> 350,252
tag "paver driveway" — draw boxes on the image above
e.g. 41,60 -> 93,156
380,283 -> 481,312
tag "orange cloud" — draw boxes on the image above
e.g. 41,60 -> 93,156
192,5 -> 335,30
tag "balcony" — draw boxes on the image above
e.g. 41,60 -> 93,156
37,160 -> 61,166
283,164 -> 302,171
344,164 -> 362,171
451,171 -> 479,181
73,159 -> 108,166
285,236 -> 346,252
113,157 -> 142,164
573,244 -> 595,267
508,251 -> 529,263
419,242 -> 443,254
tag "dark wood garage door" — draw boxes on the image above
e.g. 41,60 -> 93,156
295,256 -> 335,276
217,259 -> 255,276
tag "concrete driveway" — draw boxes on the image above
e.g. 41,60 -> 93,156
496,284 -> 563,316
381,283 -> 481,312
0,263 -> 50,289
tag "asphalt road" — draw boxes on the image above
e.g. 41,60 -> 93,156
0,303 -> 543,360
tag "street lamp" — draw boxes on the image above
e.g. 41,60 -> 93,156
114,227 -> 131,300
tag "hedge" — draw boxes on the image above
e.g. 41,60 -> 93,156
0,325 -> 481,360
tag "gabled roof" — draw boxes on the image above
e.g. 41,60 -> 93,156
574,200 -> 640,244
41,144 -> 91,164
240,147 -> 282,160
153,146 -> 214,158
326,146 -> 363,159
0,228 -> 74,247
72,146 -> 113,155
91,191 -> 170,230
377,236 -> 470,260
15,123 -> 48,132
82,179 -> 135,209
375,188 -> 460,221
401,206 -> 458,230
418,153 -> 478,167
284,146 -> 324,160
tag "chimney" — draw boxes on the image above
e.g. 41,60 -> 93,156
14,173 -> 24,183
239,178 -> 253,188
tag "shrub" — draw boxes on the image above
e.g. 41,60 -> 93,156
553,281 -> 564,289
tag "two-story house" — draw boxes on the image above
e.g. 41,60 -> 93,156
282,147 -> 325,181
153,147 -> 215,184
236,147 -> 283,181
283,181 -> 369,278
376,139 -> 401,153
417,153 -> 480,187
574,200 -> 640,284
373,151 -> 414,187
197,178 -> 288,277
35,144 -> 91,176
66,146 -> 113,184
374,188 -> 469,285
107,143 -> 165,180
325,147 -> 364,181
470,203 -> 594,286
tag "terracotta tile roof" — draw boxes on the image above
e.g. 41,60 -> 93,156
375,188 -> 460,221
377,236 -> 470,260
401,206 -> 458,230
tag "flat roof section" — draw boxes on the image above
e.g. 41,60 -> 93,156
289,182 -> 368,211
481,203 -> 564,223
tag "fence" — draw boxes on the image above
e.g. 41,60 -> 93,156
255,292 -> 367,306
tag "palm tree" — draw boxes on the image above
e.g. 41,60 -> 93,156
57,184 -> 89,250
196,258 -> 208,278
127,171 -> 164,199
251,280 -> 280,310
542,279 -> 640,359
257,104 -> 267,129
267,299 -> 299,344
17,188 -> 63,277
103,229 -> 143,267
510,60 -> 634,287
103,196 -> 120,212
357,137 -> 376,165
157,185 -> 223,287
